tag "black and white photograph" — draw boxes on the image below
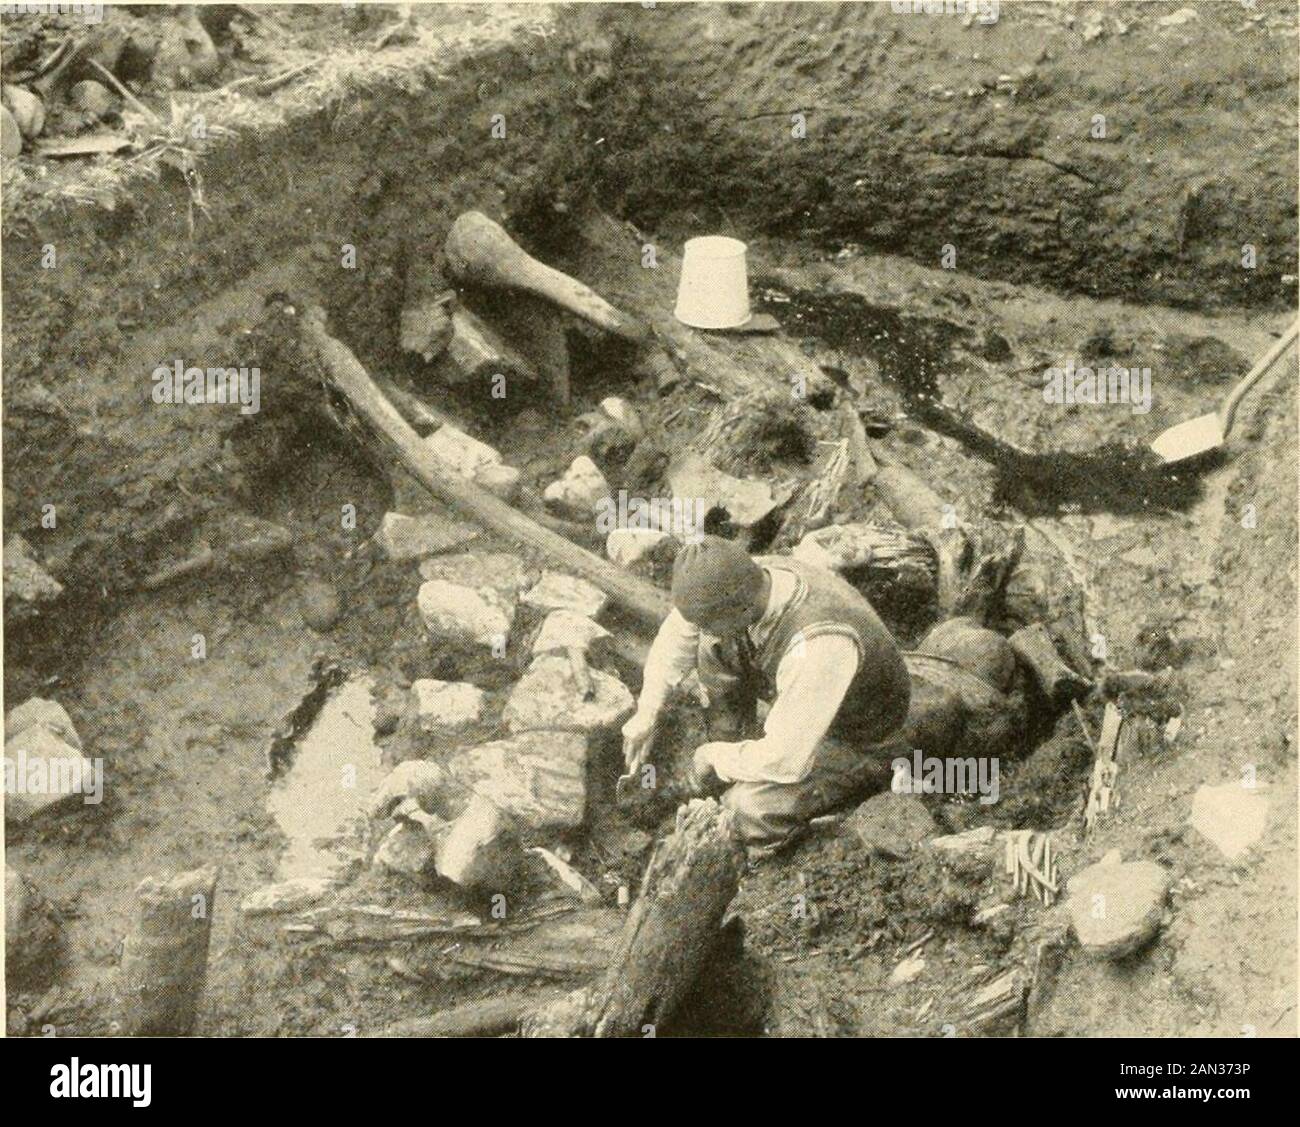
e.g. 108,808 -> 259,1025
1,0 -> 1296,1067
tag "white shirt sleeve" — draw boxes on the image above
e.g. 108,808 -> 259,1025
701,633 -> 860,785
636,607 -> 701,717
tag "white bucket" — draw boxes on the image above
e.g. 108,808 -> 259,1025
674,236 -> 751,330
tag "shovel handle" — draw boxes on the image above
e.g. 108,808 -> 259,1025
1221,318 -> 1300,435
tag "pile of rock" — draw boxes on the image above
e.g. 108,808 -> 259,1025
363,558 -> 637,900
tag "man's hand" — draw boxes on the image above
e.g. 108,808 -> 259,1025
621,708 -> 659,773
688,745 -> 721,796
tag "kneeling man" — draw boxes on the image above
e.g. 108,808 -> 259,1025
623,535 -> 911,854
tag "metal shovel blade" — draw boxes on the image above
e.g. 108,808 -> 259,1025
1149,411 -> 1225,464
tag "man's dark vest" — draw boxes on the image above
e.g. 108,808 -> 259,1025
749,556 -> 911,744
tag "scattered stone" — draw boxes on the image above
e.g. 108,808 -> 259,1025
366,759 -> 454,821
599,396 -> 644,440
418,551 -> 529,600
532,610 -> 609,661
503,654 -> 634,736
920,617 -> 1017,693
70,79 -> 113,117
411,679 -> 487,733
0,103 -> 22,158
435,793 -> 523,892
1190,782 -> 1269,860
422,425 -> 521,500
418,577 -> 516,648
889,954 -> 926,987
423,424 -> 500,478
6,697 -> 81,751
846,792 -> 938,859
3,725 -> 99,824
4,534 -> 63,620
543,456 -> 610,521
400,291 -> 454,362
521,570 -> 608,618
2,85 -> 44,139
1067,858 -> 1170,960
668,452 -> 777,530
240,877 -> 335,916
447,730 -> 589,831
375,822 -> 438,877
606,527 -> 674,569
375,511 -> 476,561
298,577 -> 341,631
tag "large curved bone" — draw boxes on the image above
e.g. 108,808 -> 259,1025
444,211 -> 649,343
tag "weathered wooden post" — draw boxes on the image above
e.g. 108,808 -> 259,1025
118,866 -> 218,1036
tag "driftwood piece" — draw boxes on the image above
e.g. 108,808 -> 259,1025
118,866 -> 218,1036
296,304 -> 671,631
522,799 -> 746,1037
449,907 -> 621,978
445,211 -> 648,343
1009,623 -> 1091,704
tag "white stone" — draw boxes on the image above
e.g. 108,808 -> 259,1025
366,759 -> 452,820
420,424 -> 521,501
5,697 -> 81,751
543,456 -> 610,521
533,610 -> 609,660
411,679 -> 487,732
3,725 -> 98,824
435,793 -> 522,892
521,570 -> 608,618
1190,782 -> 1269,860
889,954 -> 926,986
423,424 -> 503,477
240,877 -> 335,916
3,535 -> 62,619
599,396 -> 644,439
1067,859 -> 1170,960
606,527 -> 673,568
504,654 -> 634,736
375,511 -> 476,561
667,452 -> 776,529
418,552 -> 529,598
447,730 -> 589,831
418,579 -> 514,647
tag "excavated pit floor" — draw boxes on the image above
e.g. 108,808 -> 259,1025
4,6 -> 1295,1039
